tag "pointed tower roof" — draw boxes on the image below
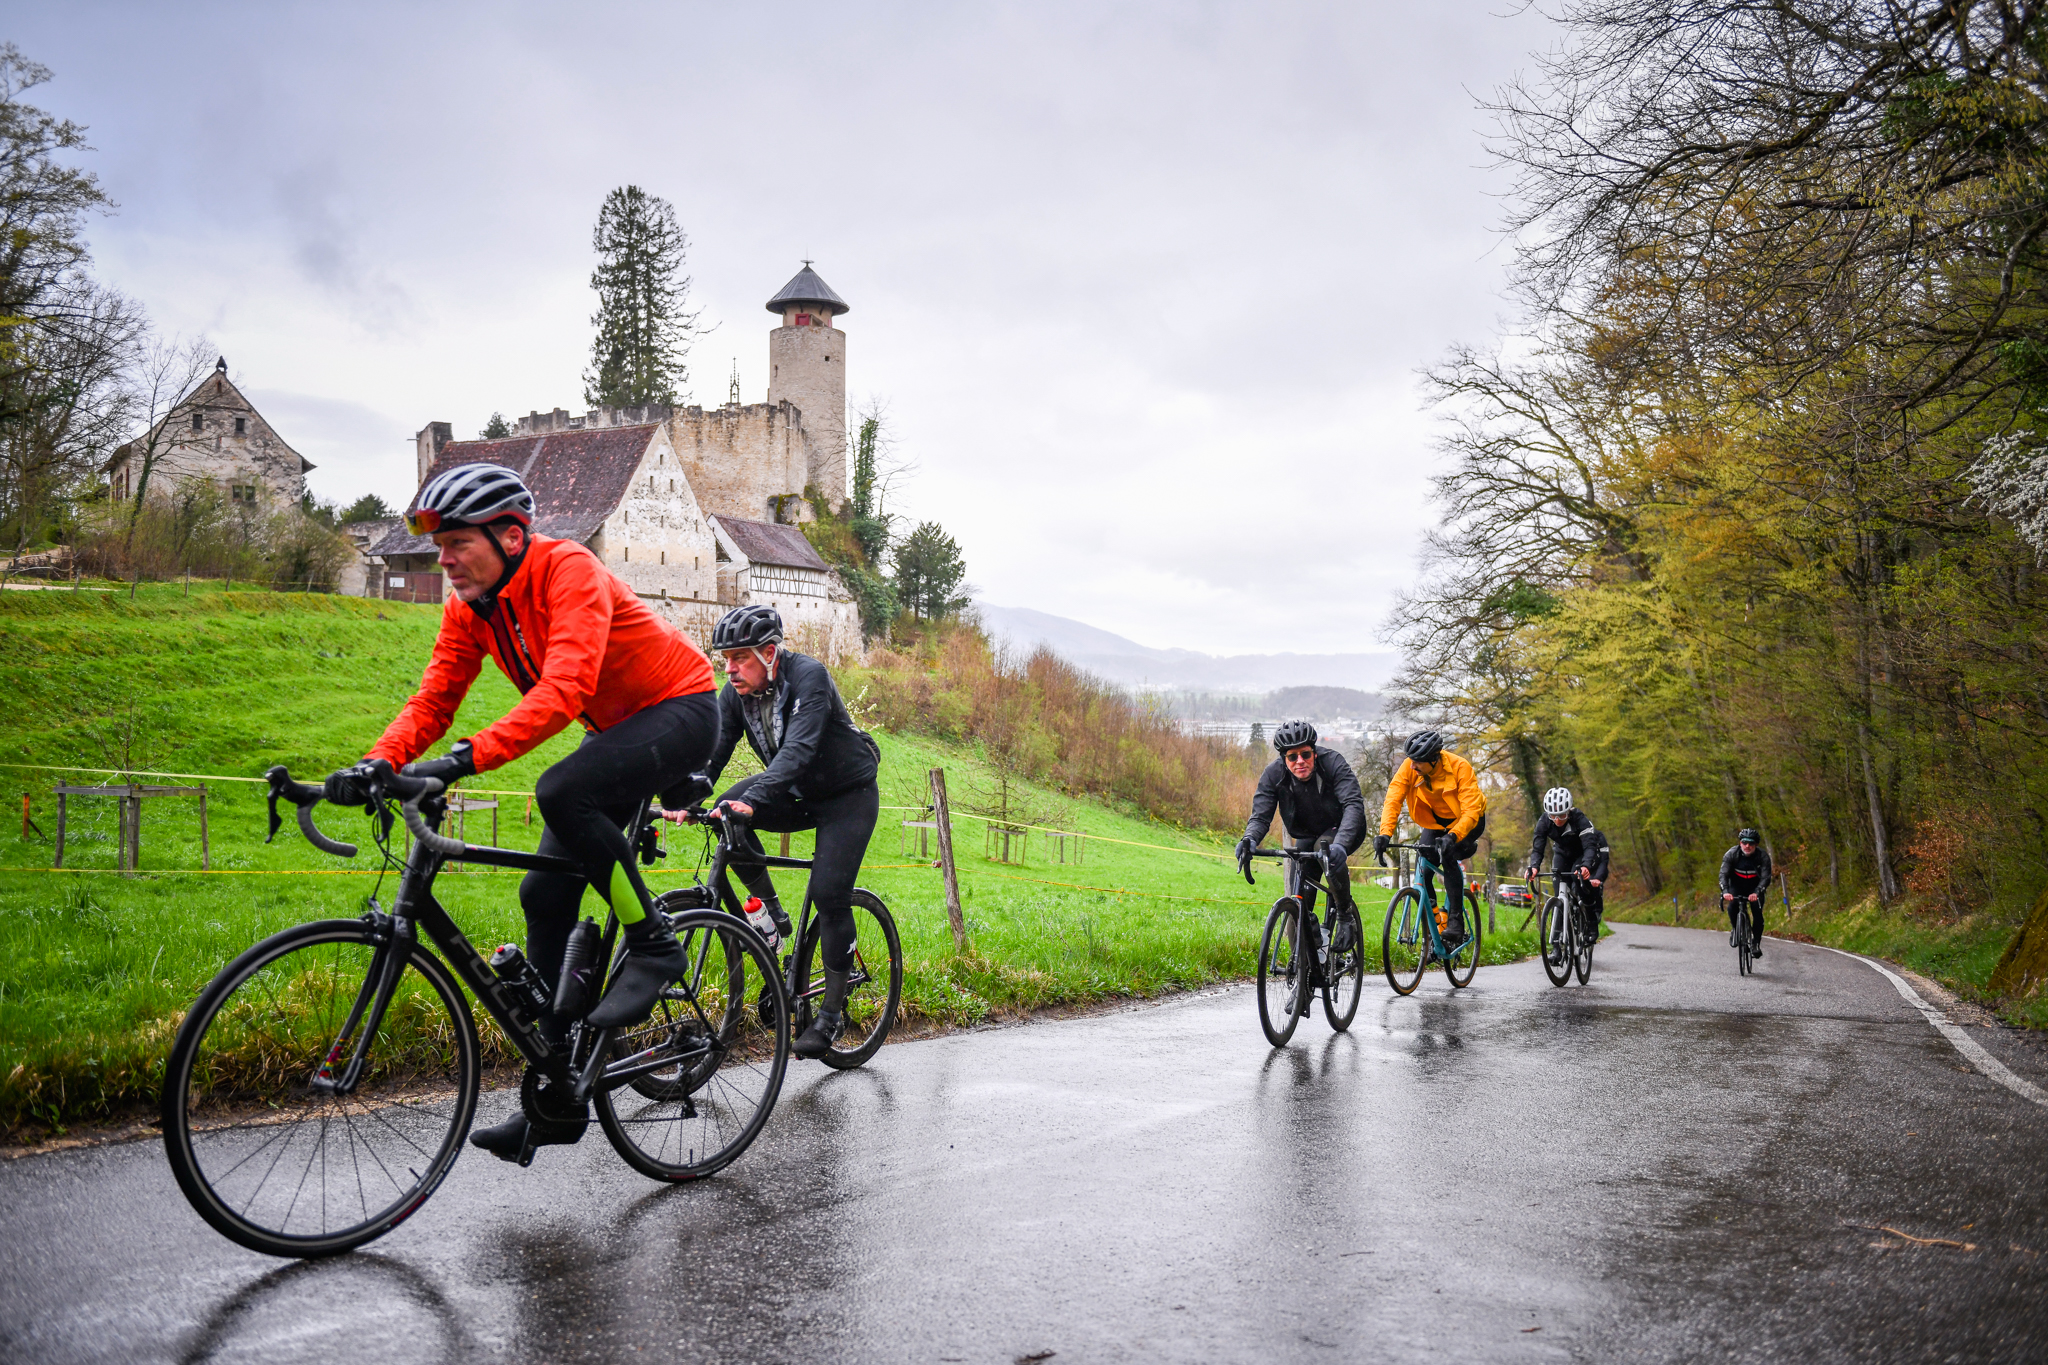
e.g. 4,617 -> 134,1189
765,262 -> 849,316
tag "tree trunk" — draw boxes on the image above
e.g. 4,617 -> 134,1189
1857,722 -> 1901,902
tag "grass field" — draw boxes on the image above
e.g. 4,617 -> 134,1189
0,584 -> 1538,1138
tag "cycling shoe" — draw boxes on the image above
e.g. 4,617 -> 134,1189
793,1008 -> 845,1058
588,936 -> 688,1029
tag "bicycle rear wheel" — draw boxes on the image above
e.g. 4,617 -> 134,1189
1323,903 -> 1365,1030
1382,888 -> 1427,996
1443,890 -> 1483,989
1539,897 -> 1572,987
594,909 -> 789,1181
1257,897 -> 1306,1045
1573,905 -> 1595,985
161,919 -> 479,1258
791,890 -> 903,1070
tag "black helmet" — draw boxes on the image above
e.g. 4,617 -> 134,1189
1405,730 -> 1444,764
1272,720 -> 1317,752
712,604 -> 784,652
1738,828 -> 1760,844
406,462 -> 535,536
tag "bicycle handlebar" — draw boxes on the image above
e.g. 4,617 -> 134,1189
266,762 -> 463,861
1241,845 -> 1332,886
266,765 -> 358,858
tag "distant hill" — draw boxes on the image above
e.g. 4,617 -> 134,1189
1267,686 -> 1382,720
975,602 -> 1400,694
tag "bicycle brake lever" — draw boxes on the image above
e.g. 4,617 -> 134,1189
264,765 -> 286,845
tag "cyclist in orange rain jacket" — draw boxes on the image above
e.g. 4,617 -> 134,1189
1373,729 -> 1488,948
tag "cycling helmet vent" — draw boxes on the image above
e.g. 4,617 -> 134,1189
1404,730 -> 1444,764
1543,786 -> 1573,815
407,462 -> 535,536
712,604 -> 785,652
1272,719 -> 1317,752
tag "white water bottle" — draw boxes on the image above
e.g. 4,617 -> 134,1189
743,895 -> 779,949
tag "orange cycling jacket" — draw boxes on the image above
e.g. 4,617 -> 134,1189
1378,750 -> 1487,841
367,535 -> 714,773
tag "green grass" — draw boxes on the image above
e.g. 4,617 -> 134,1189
0,584 -> 1537,1138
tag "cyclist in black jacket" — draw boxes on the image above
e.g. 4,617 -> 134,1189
670,605 -> 880,1058
1524,786 -> 1611,935
1720,829 -> 1773,959
1235,720 -> 1367,964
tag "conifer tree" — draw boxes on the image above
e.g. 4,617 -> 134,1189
583,186 -> 698,408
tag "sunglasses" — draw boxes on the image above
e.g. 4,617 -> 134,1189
1284,747 -> 1316,763
405,507 -> 447,536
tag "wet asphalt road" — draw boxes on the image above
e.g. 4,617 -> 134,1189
5,922 -> 2048,1364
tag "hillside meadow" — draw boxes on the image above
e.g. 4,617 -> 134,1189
0,584 -> 1534,1138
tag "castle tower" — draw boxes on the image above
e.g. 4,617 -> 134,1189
765,262 -> 849,511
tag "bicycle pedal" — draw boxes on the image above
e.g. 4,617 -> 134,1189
516,1135 -> 538,1168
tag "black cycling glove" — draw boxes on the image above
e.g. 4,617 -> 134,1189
1373,833 -> 1391,861
1234,835 -> 1256,875
404,740 -> 476,785
1325,844 -> 1347,875
323,762 -> 378,807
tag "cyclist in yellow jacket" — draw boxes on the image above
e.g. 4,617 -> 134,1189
1373,730 -> 1488,948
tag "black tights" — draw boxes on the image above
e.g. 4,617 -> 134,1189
1418,815 -> 1486,925
720,776 -> 880,973
517,692 -> 719,987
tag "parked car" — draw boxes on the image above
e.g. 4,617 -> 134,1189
1495,881 -> 1535,908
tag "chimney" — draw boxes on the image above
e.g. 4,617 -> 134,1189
416,422 -> 453,484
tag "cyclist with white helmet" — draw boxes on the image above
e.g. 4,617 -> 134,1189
325,461 -> 721,1162
665,604 -> 881,1058
1235,720 -> 1368,965
1525,787 -> 1611,935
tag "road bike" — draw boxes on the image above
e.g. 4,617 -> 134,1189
160,763 -> 791,1260
1377,841 -> 1483,996
658,802 -> 902,1069
1728,895 -> 1762,977
1537,872 -> 1599,987
1241,846 -> 1365,1046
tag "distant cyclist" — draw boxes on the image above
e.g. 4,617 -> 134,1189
1721,828 -> 1773,959
669,604 -> 881,1059
333,462 -> 720,1162
1374,730 -> 1487,948
1525,787 -> 1610,938
1236,720 -> 1366,966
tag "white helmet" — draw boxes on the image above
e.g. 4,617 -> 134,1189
1542,787 -> 1573,816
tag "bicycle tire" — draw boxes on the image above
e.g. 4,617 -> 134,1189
1382,888 -> 1427,996
1539,896 -> 1572,988
628,891 -> 751,1101
161,918 -> 479,1258
1257,897 -> 1306,1045
1323,903 -> 1365,1031
1444,890 -> 1483,989
595,909 -> 789,1182
1738,925 -> 1752,977
1573,906 -> 1594,985
791,890 -> 903,1070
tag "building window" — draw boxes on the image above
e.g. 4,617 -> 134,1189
660,550 -> 666,565
191,411 -> 204,431
231,484 -> 256,504
795,313 -> 811,327
234,417 -> 246,435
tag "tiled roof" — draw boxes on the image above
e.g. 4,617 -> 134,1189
716,516 -> 831,572
765,264 -> 849,316
367,425 -> 662,558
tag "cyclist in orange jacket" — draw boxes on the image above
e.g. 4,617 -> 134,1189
1373,730 -> 1488,948
330,462 -> 720,1162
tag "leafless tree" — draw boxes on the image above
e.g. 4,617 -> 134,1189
117,335 -> 215,548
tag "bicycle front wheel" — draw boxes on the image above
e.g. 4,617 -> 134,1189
161,918 -> 479,1258
1256,897 -> 1305,1045
1573,906 -> 1595,985
1323,903 -> 1365,1031
792,890 -> 903,1070
1444,890 -> 1483,989
595,909 -> 790,1181
1382,888 -> 1426,996
1539,897 -> 1572,988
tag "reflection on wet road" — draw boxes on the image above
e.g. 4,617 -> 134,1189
4,923 -> 2046,1362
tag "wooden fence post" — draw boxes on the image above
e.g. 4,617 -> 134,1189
929,767 -> 968,953
53,791 -> 66,867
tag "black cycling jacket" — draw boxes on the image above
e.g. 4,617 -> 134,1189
1720,844 -> 1773,898
1528,809 -> 1610,880
705,650 -> 878,805
1243,747 -> 1366,856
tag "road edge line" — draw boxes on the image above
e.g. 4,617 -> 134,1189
1813,944 -> 2048,1110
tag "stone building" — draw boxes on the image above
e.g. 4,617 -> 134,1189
368,264 -> 864,658
102,358 -> 313,509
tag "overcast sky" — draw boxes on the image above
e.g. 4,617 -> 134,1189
14,2 -> 1552,660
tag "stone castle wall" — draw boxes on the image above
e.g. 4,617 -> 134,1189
666,402 -> 822,524
585,427 -> 721,603
767,321 -> 846,510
